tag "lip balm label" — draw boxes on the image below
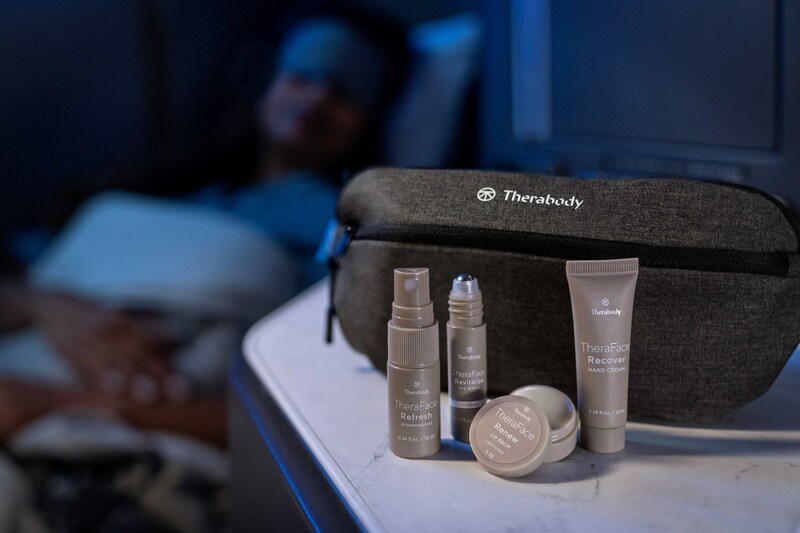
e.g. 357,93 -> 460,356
473,400 -> 542,463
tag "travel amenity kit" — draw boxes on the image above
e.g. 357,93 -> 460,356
326,167 -> 800,475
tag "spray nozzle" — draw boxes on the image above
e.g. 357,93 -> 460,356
393,268 -> 431,308
391,268 -> 434,328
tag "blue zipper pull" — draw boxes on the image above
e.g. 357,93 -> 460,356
324,223 -> 355,343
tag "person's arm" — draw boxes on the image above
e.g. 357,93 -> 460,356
0,279 -> 174,399
0,379 -> 226,447
118,393 -> 227,447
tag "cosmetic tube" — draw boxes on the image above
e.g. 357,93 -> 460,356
566,258 -> 638,453
447,273 -> 487,442
388,268 -> 441,458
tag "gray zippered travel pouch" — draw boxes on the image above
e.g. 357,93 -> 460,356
328,167 -> 800,422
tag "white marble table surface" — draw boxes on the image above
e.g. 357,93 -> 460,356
243,282 -> 800,533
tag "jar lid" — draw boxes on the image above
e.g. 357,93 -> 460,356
511,385 -> 579,463
468,395 -> 551,477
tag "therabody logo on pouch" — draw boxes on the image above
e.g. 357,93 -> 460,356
476,186 -> 583,209
477,187 -> 497,201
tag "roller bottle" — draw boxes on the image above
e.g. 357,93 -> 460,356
446,273 -> 487,442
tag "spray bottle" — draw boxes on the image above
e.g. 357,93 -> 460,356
387,268 -> 441,458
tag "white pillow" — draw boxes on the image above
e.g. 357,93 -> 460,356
29,192 -> 298,323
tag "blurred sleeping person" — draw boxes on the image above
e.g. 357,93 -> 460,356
0,11 -> 406,450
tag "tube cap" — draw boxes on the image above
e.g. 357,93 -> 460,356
581,425 -> 625,454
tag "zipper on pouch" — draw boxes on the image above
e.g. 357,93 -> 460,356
351,223 -> 791,276
324,222 -> 793,342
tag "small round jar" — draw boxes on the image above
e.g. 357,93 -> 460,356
511,385 -> 579,463
468,395 -> 551,477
